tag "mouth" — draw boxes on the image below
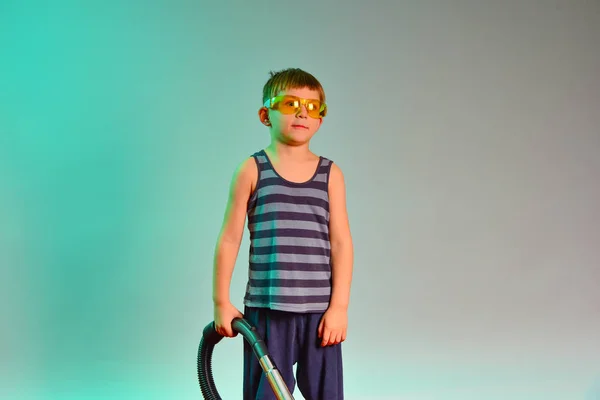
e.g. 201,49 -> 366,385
291,124 -> 309,129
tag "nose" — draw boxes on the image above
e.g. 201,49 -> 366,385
295,104 -> 309,118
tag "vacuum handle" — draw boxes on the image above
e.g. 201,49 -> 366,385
205,317 -> 295,400
231,317 -> 269,358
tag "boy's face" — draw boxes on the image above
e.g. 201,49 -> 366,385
260,87 -> 324,145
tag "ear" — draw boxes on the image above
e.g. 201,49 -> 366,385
258,107 -> 270,126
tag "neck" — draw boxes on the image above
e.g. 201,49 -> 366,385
266,141 -> 312,161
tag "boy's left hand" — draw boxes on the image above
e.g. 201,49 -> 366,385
317,306 -> 347,347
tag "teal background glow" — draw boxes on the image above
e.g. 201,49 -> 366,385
1,1 -> 600,399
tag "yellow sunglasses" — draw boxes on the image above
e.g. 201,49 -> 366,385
264,95 -> 327,119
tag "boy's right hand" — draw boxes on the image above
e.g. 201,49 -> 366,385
214,301 -> 244,338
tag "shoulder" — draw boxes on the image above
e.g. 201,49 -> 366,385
239,155 -> 259,173
327,161 -> 347,198
328,161 -> 344,184
231,154 -> 259,192
327,161 -> 351,236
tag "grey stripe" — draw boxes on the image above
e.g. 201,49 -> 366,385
256,155 -> 268,164
250,269 -> 331,280
250,253 -> 330,264
247,286 -> 331,296
257,185 -> 328,201
250,202 -> 329,219
252,236 -> 330,249
277,302 -> 330,312
260,169 -> 277,179
249,219 -> 328,233
261,169 -> 326,183
244,300 -> 330,312
313,173 -> 328,183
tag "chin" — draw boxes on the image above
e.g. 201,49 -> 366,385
282,136 -> 310,146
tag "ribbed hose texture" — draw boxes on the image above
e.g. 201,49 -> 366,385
197,322 -> 224,399
197,318 -> 277,399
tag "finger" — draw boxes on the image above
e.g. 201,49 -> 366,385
326,331 -> 334,345
321,329 -> 330,347
342,329 -> 347,342
327,330 -> 335,346
226,323 -> 235,337
334,332 -> 342,345
331,331 -> 340,345
318,319 -> 324,338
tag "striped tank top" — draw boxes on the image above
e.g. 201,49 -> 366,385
243,149 -> 334,313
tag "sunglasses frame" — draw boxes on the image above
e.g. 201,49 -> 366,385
263,95 -> 328,118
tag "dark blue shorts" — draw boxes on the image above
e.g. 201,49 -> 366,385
243,306 -> 344,400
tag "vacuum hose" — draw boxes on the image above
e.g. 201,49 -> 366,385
197,317 -> 295,400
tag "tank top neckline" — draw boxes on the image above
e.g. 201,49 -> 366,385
261,149 -> 323,186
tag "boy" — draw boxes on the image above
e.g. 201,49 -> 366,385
212,68 -> 353,399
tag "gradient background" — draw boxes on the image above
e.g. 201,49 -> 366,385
1,1 -> 599,399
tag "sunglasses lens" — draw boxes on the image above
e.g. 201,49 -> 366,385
306,100 -> 322,118
276,96 -> 300,115
273,96 -> 325,118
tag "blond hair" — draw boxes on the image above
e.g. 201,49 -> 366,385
262,68 -> 326,105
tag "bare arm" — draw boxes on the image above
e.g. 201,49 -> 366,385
212,157 -> 257,306
318,162 -> 354,346
328,163 -> 354,311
